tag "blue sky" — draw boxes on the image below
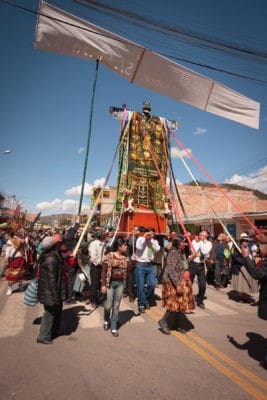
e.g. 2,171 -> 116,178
0,0 -> 266,216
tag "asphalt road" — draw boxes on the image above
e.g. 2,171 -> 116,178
0,280 -> 266,400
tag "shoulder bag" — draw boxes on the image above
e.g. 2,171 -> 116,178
24,277 -> 38,306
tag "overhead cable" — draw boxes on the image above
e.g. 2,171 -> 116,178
1,0 -> 266,84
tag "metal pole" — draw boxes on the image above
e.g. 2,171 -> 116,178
78,59 -> 100,214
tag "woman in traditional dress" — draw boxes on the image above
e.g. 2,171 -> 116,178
158,235 -> 195,335
231,233 -> 259,303
5,235 -> 26,296
100,237 -> 130,337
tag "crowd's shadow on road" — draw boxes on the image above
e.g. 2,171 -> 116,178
227,290 -> 254,303
118,309 -> 140,328
33,305 -> 90,337
227,332 -> 267,362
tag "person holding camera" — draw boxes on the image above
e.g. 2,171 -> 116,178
188,230 -> 212,309
135,226 -> 160,313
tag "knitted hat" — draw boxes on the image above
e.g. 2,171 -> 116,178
39,234 -> 61,252
172,235 -> 186,248
92,230 -> 102,239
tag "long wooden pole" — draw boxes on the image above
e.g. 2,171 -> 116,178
78,59 -> 100,214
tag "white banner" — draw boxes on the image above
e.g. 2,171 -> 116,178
34,2 -> 260,129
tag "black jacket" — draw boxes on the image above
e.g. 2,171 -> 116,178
243,257 -> 267,320
231,248 -> 244,275
38,249 -> 65,306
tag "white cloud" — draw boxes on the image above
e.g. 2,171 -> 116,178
65,182 -> 93,197
93,177 -> 107,188
78,147 -> 84,154
62,200 -> 77,212
166,176 -> 182,186
225,165 -> 267,193
193,127 -> 207,135
36,198 -> 62,212
35,178 -> 109,214
171,147 -> 192,159
64,178 -> 107,197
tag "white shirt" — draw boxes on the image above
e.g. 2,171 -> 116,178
5,243 -> 22,259
88,239 -> 105,265
135,236 -> 160,263
191,239 -> 212,263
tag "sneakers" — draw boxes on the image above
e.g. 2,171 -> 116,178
111,330 -> 119,337
250,300 -> 259,307
6,286 -> 12,296
37,339 -> 53,345
103,321 -> 109,331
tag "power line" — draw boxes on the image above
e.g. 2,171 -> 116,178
72,0 -> 267,62
226,170 -> 267,186
219,158 -> 267,182
231,158 -> 267,175
1,0 -> 266,84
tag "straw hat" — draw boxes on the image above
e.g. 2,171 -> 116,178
239,232 -> 251,241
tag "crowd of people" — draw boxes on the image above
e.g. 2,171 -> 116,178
0,222 -> 266,368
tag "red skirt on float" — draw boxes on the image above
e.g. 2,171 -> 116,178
5,257 -> 26,282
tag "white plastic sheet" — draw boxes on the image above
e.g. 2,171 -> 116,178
34,2 -> 260,129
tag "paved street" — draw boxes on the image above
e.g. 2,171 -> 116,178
0,280 -> 266,400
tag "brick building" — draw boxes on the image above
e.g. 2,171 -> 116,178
95,185 -> 267,238
173,185 -> 267,238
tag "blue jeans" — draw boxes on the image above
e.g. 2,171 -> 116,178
103,280 -> 124,331
135,262 -> 156,308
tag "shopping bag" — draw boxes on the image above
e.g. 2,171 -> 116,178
24,278 -> 38,306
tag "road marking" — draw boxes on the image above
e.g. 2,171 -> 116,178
188,331 -> 267,391
155,285 -> 239,317
0,281 -> 8,296
78,305 -> 103,329
217,296 -> 255,313
152,296 -> 237,318
75,299 -> 145,329
0,292 -> 27,338
203,299 -> 237,315
147,307 -> 267,400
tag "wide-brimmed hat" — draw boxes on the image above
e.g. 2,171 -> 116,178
239,232 -> 251,241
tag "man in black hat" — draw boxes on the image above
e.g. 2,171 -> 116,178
142,101 -> 152,121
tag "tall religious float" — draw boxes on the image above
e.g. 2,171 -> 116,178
110,102 -> 178,235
